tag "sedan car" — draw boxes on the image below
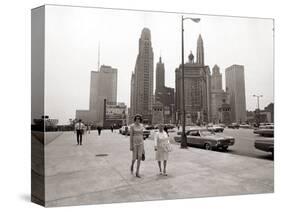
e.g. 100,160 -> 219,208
122,125 -> 150,139
119,126 -> 129,135
174,128 -> 235,151
255,138 -> 274,158
228,123 -> 240,129
253,128 -> 274,137
207,125 -> 224,133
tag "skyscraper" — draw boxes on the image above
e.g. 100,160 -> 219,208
175,34 -> 211,124
76,65 -> 117,125
156,56 -> 165,91
210,65 -> 230,123
155,57 -> 175,123
225,64 -> 246,123
196,34 -> 204,65
130,28 -> 154,123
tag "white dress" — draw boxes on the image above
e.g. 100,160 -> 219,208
154,131 -> 170,161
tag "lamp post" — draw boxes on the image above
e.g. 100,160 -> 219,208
253,94 -> 263,127
181,16 -> 200,148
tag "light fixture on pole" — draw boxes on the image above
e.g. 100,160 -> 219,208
253,94 -> 263,126
181,16 -> 200,148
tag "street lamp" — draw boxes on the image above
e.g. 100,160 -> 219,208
181,16 -> 200,148
253,94 -> 263,127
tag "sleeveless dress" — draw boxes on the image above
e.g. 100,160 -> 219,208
130,123 -> 144,160
154,131 -> 169,161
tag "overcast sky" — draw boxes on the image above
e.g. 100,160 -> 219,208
44,5 -> 274,124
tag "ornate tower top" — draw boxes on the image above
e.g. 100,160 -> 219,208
188,51 -> 194,63
196,34 -> 204,65
141,28 -> 151,40
212,64 -> 220,75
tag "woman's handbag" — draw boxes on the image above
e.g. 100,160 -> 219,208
162,141 -> 172,152
141,151 -> 145,161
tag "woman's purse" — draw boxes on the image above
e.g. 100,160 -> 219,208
162,138 -> 172,152
141,150 -> 145,161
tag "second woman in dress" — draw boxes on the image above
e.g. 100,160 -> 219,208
154,124 -> 170,176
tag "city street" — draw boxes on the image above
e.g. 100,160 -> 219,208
223,128 -> 273,160
43,129 -> 273,207
160,128 -> 273,160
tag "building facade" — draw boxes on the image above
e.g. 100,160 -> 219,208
210,65 -> 230,124
103,100 -> 127,128
155,57 -> 175,124
175,34 -> 211,124
225,64 -> 246,123
130,28 -> 154,123
76,65 -> 117,125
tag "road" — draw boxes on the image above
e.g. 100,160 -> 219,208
222,128 -> 273,160
147,128 -> 273,161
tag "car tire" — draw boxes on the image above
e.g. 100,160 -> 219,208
204,143 -> 212,150
270,149 -> 274,159
222,146 -> 228,151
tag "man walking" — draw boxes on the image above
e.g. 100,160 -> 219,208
75,119 -> 85,145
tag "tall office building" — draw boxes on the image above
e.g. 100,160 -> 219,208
175,34 -> 211,124
130,28 -> 154,123
196,34 -> 204,65
76,65 -> 117,125
155,57 -> 175,123
210,65 -> 230,123
225,64 -> 246,123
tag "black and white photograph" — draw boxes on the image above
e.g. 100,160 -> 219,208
30,2 -> 274,208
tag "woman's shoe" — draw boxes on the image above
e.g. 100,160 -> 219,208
136,173 -> 141,178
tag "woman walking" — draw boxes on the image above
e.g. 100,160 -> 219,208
154,124 -> 171,176
130,114 -> 144,178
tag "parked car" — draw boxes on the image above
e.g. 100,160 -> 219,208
119,126 -> 129,135
144,125 -> 154,130
174,128 -> 235,151
207,125 -> 224,133
253,128 -> 274,137
143,129 -> 150,139
239,124 -> 251,129
228,123 -> 240,129
120,125 -> 150,139
255,138 -> 274,157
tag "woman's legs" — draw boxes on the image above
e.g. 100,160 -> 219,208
131,160 -> 135,174
158,161 -> 162,174
163,160 -> 167,175
136,159 -> 141,177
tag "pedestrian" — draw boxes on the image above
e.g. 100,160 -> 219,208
87,124 -> 91,134
163,125 -> 169,136
130,114 -> 145,178
74,119 -> 85,145
154,123 -> 171,176
97,126 -> 102,136
111,125 -> 114,133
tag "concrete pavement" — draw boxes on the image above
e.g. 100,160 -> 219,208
44,130 -> 274,207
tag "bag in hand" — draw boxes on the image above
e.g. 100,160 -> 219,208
162,142 -> 172,152
141,151 -> 145,161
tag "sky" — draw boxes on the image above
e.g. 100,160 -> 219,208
44,5 -> 274,125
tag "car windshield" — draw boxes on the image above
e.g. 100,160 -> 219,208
200,130 -> 214,136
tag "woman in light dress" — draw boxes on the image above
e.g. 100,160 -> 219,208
130,114 -> 144,178
154,124 -> 170,176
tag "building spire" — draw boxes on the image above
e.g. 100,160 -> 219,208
97,42 -> 100,71
196,34 -> 204,65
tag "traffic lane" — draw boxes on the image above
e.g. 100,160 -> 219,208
223,128 -> 273,160
156,128 -> 273,161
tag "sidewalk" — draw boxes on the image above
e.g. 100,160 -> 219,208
44,130 -> 274,207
